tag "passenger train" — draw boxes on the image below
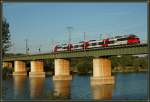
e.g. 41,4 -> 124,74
54,34 -> 140,52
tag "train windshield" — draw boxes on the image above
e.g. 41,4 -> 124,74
129,34 -> 137,38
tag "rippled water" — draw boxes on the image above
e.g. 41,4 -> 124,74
2,72 -> 148,100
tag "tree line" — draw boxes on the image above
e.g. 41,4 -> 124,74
70,55 -> 148,74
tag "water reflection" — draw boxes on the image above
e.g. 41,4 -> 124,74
91,84 -> 114,99
3,73 -> 147,100
29,77 -> 45,99
53,80 -> 71,99
13,75 -> 26,98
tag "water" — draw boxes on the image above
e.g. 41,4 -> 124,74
2,73 -> 148,100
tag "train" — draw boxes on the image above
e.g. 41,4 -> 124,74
54,34 -> 140,52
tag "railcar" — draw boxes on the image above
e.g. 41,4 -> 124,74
54,34 -> 140,52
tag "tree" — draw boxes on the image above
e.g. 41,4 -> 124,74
2,19 -> 11,56
139,58 -> 148,69
76,60 -> 92,74
133,58 -> 140,68
109,56 -> 119,68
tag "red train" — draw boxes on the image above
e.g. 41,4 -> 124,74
54,34 -> 140,52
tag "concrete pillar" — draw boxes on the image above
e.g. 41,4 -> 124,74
53,80 -> 70,98
13,61 -> 27,75
29,60 -> 45,77
3,62 -> 13,68
91,58 -> 115,85
29,77 -> 44,99
13,76 -> 26,98
91,84 -> 114,99
53,59 -> 72,80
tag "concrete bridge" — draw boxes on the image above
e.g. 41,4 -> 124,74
3,44 -> 148,85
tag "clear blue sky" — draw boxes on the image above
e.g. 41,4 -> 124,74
3,3 -> 147,54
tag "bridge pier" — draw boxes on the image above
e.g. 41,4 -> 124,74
91,58 -> 115,85
53,59 -> 72,80
29,60 -> 45,77
3,62 -> 13,68
13,61 -> 27,75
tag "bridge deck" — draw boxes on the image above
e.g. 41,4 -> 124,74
3,44 -> 148,61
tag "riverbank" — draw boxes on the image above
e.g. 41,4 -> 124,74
112,66 -> 147,73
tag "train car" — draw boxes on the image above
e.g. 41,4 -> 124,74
54,34 -> 140,52
72,41 -> 89,50
113,34 -> 140,45
54,43 -> 73,52
87,40 -> 101,48
54,44 -> 67,52
127,34 -> 140,44
72,42 -> 83,50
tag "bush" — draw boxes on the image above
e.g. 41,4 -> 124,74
2,67 -> 13,74
76,61 -> 92,75
2,67 -> 13,80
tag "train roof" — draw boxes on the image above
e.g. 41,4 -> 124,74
88,40 -> 96,42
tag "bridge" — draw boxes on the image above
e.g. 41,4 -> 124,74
3,44 -> 148,85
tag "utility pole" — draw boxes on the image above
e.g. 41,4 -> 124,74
38,48 -> 41,53
83,32 -> 86,51
38,45 -> 41,53
12,41 -> 15,53
99,34 -> 102,40
67,26 -> 73,50
25,39 -> 29,54
50,39 -> 54,52
67,26 -> 73,44
84,32 -> 86,41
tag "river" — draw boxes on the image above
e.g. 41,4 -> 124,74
2,72 -> 148,100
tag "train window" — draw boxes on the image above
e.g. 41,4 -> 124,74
109,41 -> 114,44
91,43 -> 97,46
56,46 -> 61,49
98,42 -> 104,45
89,40 -> 96,42
62,47 -> 67,49
115,36 -> 122,38
85,43 -> 89,46
117,38 -> 128,41
80,44 -> 84,47
105,41 -> 110,44
74,45 -> 79,48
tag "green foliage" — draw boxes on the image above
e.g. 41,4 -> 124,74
44,59 -> 54,72
121,55 -> 134,66
109,56 -> 119,68
2,67 -> 13,80
3,67 -> 13,74
110,55 -> 148,72
76,59 -> 92,74
2,19 -> 11,56
138,58 -> 148,69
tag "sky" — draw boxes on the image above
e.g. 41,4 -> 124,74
3,3 -> 147,54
